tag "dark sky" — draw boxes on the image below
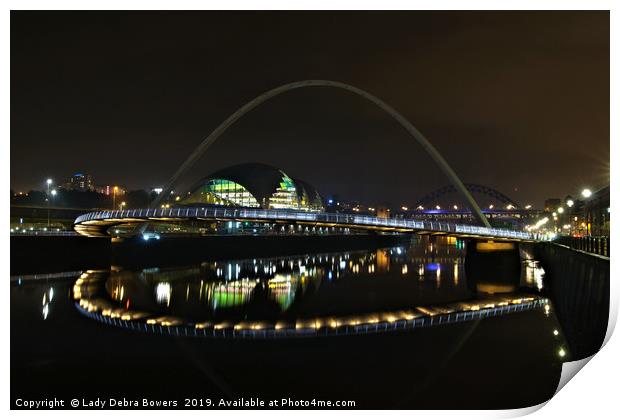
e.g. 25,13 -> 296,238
11,11 -> 609,207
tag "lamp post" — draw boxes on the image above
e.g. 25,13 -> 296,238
113,186 -> 118,210
49,189 -> 57,229
120,201 -> 126,211
566,199 -> 574,236
46,179 -> 53,228
581,188 -> 592,236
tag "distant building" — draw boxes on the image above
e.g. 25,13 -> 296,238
583,186 -> 610,236
64,173 -> 94,192
95,185 -> 126,196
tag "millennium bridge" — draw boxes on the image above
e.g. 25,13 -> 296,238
73,206 -> 536,242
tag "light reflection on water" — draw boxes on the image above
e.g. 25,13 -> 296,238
71,237 -> 558,340
11,236 -> 574,408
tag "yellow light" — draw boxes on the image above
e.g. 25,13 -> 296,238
401,206 -> 408,211
558,348 -> 566,358
525,204 -> 532,209
557,207 -> 564,214
553,329 -> 559,336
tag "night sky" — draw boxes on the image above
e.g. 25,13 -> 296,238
11,11 -> 609,207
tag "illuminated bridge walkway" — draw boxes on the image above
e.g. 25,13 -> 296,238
73,206 -> 536,242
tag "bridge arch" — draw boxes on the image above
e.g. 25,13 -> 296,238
415,183 -> 520,209
151,80 -> 491,227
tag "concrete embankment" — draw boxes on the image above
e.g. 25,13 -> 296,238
531,242 -> 610,360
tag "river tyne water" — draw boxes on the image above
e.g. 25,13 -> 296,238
11,236 -> 582,409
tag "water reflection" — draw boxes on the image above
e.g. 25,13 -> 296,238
12,236 -> 581,408
72,238 -> 551,339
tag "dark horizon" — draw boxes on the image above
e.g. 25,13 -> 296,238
10,11 -> 610,207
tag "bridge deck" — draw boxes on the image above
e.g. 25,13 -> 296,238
73,207 -> 537,242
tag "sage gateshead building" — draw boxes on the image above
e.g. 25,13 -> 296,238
180,163 -> 324,212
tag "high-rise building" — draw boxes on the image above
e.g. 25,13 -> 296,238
65,173 -> 94,192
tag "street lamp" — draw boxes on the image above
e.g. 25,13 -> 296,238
566,199 -> 574,208
120,201 -> 126,211
48,189 -> 57,228
557,207 -> 564,214
581,188 -> 592,198
113,186 -> 119,210
46,179 -> 53,227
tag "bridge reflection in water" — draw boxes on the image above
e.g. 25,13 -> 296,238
14,235 -> 582,409
73,240 -> 551,340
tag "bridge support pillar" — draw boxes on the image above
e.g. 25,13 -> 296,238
465,240 -> 521,295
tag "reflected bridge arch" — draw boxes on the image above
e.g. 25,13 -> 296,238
151,80 -> 491,228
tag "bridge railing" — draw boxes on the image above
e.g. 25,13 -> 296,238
73,207 -> 534,241
553,235 -> 610,258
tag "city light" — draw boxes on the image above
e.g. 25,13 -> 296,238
581,188 -> 592,198
557,207 -> 564,214
435,205 -> 441,210
46,178 -> 52,185
566,199 -> 574,207
531,217 -> 549,230
453,205 -> 458,210
51,189 -> 57,196
488,204 -> 494,209
401,206 -> 408,211
506,204 -> 514,210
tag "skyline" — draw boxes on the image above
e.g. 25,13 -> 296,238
11,11 -> 610,207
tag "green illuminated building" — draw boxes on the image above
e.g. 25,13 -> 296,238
181,163 -> 324,212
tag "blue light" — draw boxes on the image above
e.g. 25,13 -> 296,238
328,199 -> 334,204
142,233 -> 161,241
425,263 -> 440,271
